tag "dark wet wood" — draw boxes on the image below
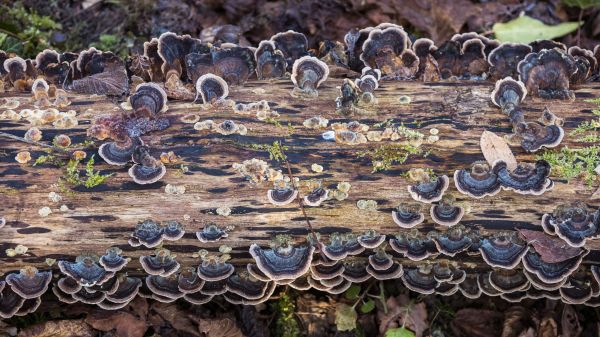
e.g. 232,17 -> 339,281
1,79 -> 600,275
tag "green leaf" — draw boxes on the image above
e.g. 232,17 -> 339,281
562,0 -> 600,9
335,304 -> 357,332
385,327 -> 416,337
493,15 -> 581,43
344,285 -> 361,300
360,299 -> 375,313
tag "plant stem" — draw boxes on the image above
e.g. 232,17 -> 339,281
284,160 -> 319,244
0,131 -> 69,153
352,281 -> 375,309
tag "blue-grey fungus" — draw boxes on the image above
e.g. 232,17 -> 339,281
129,145 -> 166,185
341,258 -> 371,283
357,229 -> 386,249
540,202 -> 600,248
57,277 -> 82,295
249,237 -> 314,281
458,274 -> 482,299
453,161 -> 501,199
479,232 -> 527,269
140,249 -> 180,277
303,187 -> 329,207
99,136 -> 143,166
267,186 -> 298,206
162,220 -> 185,241
99,247 -> 129,272
401,265 -> 438,295
5,266 -> 51,299
407,174 -> 449,203
487,43 -> 532,80
145,274 -> 184,300
492,160 -> 553,195
310,262 -> 345,281
196,224 -> 229,243
488,269 -> 530,293
58,254 -> 114,287
430,195 -> 464,227
392,203 -> 424,228
129,219 -> 164,248
184,292 -> 214,305
431,225 -> 473,256
270,30 -> 309,72
72,287 -> 106,305
195,73 -> 229,104
106,277 -> 142,304
290,56 -> 329,98
178,267 -> 205,294
522,249 -> 584,284
389,231 -> 438,261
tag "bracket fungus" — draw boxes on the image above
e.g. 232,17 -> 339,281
390,231 -> 438,261
479,232 -> 528,269
3,56 -> 28,90
357,229 -> 386,249
255,40 -> 287,79
35,49 -> 70,85
360,25 -> 418,78
145,275 -> 184,300
458,275 -> 482,299
412,38 -> 440,81
303,187 -> 329,207
290,56 -> 329,99
267,184 -> 298,206
522,249 -> 584,285
392,203 -> 425,228
5,267 -> 51,299
58,254 -> 114,287
310,262 -> 345,280
105,277 -> 142,304
197,253 -> 235,282
431,225 -> 474,257
249,237 -> 314,281
491,159 -> 552,195
407,170 -> 449,203
401,265 -> 439,295
98,136 -> 143,166
270,30 -> 309,72
195,73 -> 229,104
226,272 -> 273,301
320,233 -> 365,260
156,32 -> 205,83
99,247 -> 129,272
488,269 -> 529,293
140,248 -> 180,277
488,43 -> 532,80
517,48 -> 577,100
541,202 -> 600,248
177,267 -> 205,294
430,195 -> 464,227
129,145 -> 166,185
0,287 -> 25,319
57,277 -> 82,295
454,161 -> 501,199
341,258 -> 371,283
196,224 -> 229,242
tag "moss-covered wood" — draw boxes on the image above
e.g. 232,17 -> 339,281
1,79 -> 600,275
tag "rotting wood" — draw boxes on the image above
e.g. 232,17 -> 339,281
1,79 -> 600,275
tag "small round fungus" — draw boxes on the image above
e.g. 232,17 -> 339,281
290,56 -> 329,98
430,195 -> 465,227
15,151 -> 31,164
196,224 -> 228,243
130,82 -> 168,117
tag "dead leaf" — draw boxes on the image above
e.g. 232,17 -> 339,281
517,229 -> 582,263
377,294 -> 428,337
518,328 -> 535,337
561,305 -> 582,337
150,302 -> 201,336
480,131 -> 518,171
69,64 -> 129,97
451,308 -> 503,337
538,315 -> 557,337
194,318 -> 246,337
85,311 -> 147,337
501,306 -> 530,337
589,185 -> 600,200
17,319 -> 94,337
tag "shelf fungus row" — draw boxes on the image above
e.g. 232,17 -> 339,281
392,196 -> 464,228
128,219 -> 185,248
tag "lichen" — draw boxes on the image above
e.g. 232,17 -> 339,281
536,145 -> 600,186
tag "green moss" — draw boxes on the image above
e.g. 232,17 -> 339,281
62,155 -> 113,188
246,141 -> 289,162
358,144 -> 424,172
273,293 -> 300,337
537,145 -> 600,186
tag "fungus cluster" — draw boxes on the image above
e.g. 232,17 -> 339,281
128,219 -> 185,248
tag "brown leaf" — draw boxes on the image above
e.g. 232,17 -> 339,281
517,229 -> 582,263
377,294 -> 428,337
538,315 -> 557,337
589,185 -> 600,200
480,131 -> 518,171
501,306 -> 530,337
17,319 -> 94,337
195,318 -> 246,337
85,311 -> 147,337
561,305 -> 582,337
150,302 -> 201,336
70,64 -> 129,97
451,308 -> 503,337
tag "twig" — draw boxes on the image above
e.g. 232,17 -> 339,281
352,281 -> 375,309
284,159 -> 319,244
0,131 -> 69,153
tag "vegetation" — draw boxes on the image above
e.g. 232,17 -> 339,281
358,144 -> 425,172
0,4 -> 61,58
273,293 -> 300,337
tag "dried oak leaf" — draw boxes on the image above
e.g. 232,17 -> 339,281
501,306 -> 531,337
538,316 -> 558,337
85,311 -> 147,337
561,305 -> 582,337
480,131 -> 518,171
17,319 -> 94,337
451,308 -> 503,337
517,229 -> 582,263
377,294 -> 428,337
195,318 -> 246,337
150,302 -> 200,336
70,63 -> 129,97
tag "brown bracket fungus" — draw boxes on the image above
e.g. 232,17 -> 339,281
392,203 -> 425,228
412,38 -> 440,81
401,265 -> 439,295
479,232 -> 528,269
57,277 -> 82,295
99,247 -> 129,272
367,245 -> 403,281
98,136 -> 143,166
517,48 -> 577,100
58,254 -> 114,287
335,79 -> 361,114
5,266 -> 51,299
0,287 -> 25,319
458,275 -> 482,299
140,248 -> 180,277
255,40 -> 287,79
105,276 -> 142,304
35,49 -> 70,85
488,269 -> 530,293
249,238 -> 314,281
488,43 -> 532,80
454,161 -> 501,199
3,56 -> 28,90
270,30 -> 309,72
568,46 -> 596,84
145,275 -> 184,300
184,292 -> 213,305
458,38 -> 488,79
540,202 -> 600,248
195,73 -> 229,104
226,272 -> 273,301
211,47 -> 256,85
360,25 -> 418,78
128,145 -> 166,185
407,171 -> 449,203
196,224 -> 229,242
267,185 -> 298,206
529,40 -> 566,53
290,56 -> 329,98
198,279 -> 228,296
341,258 -> 371,283
430,195 -> 465,227
157,32 -> 205,84
493,160 -> 553,195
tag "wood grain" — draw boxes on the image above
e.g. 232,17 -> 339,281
1,79 -> 600,275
